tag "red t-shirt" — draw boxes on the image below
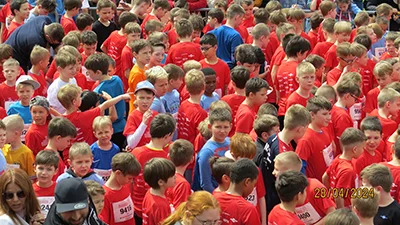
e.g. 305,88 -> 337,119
103,31 -> 127,86
64,107 -> 101,145
177,100 -> 207,144
124,110 -> 158,148
331,105 -> 353,154
286,91 -> 312,111
365,87 -> 380,114
29,71 -> 48,97
53,71 -> 87,91
235,25 -> 249,43
354,150 -> 383,176
369,109 -> 398,141
241,15 -> 255,29
121,45 -> 133,91
221,94 -> 246,137
194,133 -> 207,153
269,204 -> 304,225
326,156 -> 358,207
350,28 -> 357,43
101,184 -> 135,225
295,178 -> 336,224
33,182 -> 56,197
142,191 -> 171,225
360,60 -> 376,95
308,30 -> 318,48
326,67 -> 343,86
131,145 -> 169,217
386,140 -> 395,161
25,123 -> 48,156
296,127 -> 334,182
381,162 -> 400,203
278,133 -> 294,153
166,173 -> 191,209
0,106 -> 6,119
276,61 -> 299,116
165,42 -> 204,68
270,46 -> 285,67
167,28 -> 178,47
61,16 -> 77,35
380,52 -> 394,60
141,14 -> 159,38
245,168 -> 266,217
312,41 -> 334,58
324,44 -> 338,69
235,104 -> 256,134
6,20 -> 23,41
317,23 -> 326,43
265,32 -> 280,64
0,3 -> 11,43
0,82 -> 18,109
200,59 -> 230,96
300,31 -> 313,50
213,191 -> 261,225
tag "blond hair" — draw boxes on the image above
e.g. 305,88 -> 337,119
350,42 -> 367,57
296,61 -> 315,78
352,189 -> 379,218
368,23 -> 384,39
334,21 -> 352,34
57,84 -> 81,109
274,151 -> 302,171
185,69 -> 205,95
287,7 -> 305,21
3,58 -> 19,68
69,142 -> 93,160
30,45 -> 50,65
284,104 -> 311,130
378,87 -> 400,108
3,114 -> 24,132
341,72 -> 362,85
92,116 -> 112,131
55,53 -> 76,68
373,61 -> 393,78
336,42 -> 352,58
145,66 -> 168,84
198,117 -> 211,140
58,45 -> 82,61
269,10 -> 287,25
84,180 -> 105,196
252,23 -> 270,40
124,22 -> 141,34
354,11 -> 370,27
183,60 -> 201,73
209,100 -> 232,114
230,133 -> 256,159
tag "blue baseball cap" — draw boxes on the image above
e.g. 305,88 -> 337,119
135,80 -> 156,95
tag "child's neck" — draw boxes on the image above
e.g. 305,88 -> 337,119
33,6 -> 40,15
279,129 -> 295,146
135,61 -> 146,70
175,166 -> 187,176
252,40 -> 264,49
226,183 -> 243,197
20,99 -> 30,106
280,201 -> 297,214
378,107 -> 390,119
339,151 -> 353,161
234,87 -> 245,96
204,92 -> 214,97
179,37 -> 192,42
10,140 -> 22,150
335,99 -> 347,109
150,187 -> 166,197
30,65 -> 41,75
65,11 -> 76,19
326,35 -> 336,43
214,23 -> 221,29
13,16 -> 24,24
46,142 -> 58,151
295,26 -> 303,35
225,19 -> 236,29
99,18 -> 110,26
105,173 -> 123,190
242,98 -> 254,108
5,80 -> 16,86
166,84 -> 175,92
379,191 -> 394,207
309,121 -> 323,132
147,139 -> 165,150
205,55 -> 218,64
188,94 -> 202,104
118,29 -> 125,36
65,106 -> 77,115
286,56 -> 299,63
296,87 -> 310,98
99,74 -> 111,82
359,217 -> 374,225
390,157 -> 400,166
59,74 -> 70,83
336,64 -> 345,71
147,61 -> 158,69
37,180 -> 53,188
97,140 -> 112,150
365,148 -> 376,155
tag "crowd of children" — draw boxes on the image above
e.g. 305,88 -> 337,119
2,0 -> 400,224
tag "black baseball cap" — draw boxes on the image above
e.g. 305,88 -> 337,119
55,178 -> 89,213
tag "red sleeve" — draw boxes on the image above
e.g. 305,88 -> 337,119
62,20 -> 77,35
256,171 -> 266,198
151,203 -> 170,225
336,167 -> 355,189
242,205 -> 262,225
187,0 -> 207,11
326,70 -> 340,86
0,106 -> 6,119
123,112 -> 140,136
121,48 -> 132,74
99,193 -> 111,223
171,181 -> 192,208
235,110 -> 254,134
296,138 -> 312,162
25,131 -> 40,156
365,90 -> 378,114
193,110 -> 208,135
334,113 -> 353,138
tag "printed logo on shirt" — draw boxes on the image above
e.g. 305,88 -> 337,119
6,164 -> 20,169
94,169 -> 112,182
112,195 -> 134,223
38,196 -> 55,217
295,202 -> 322,225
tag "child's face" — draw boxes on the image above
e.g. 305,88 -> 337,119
83,44 -> 97,56
210,120 -> 231,142
4,182 -> 26,214
241,3 -> 254,19
6,128 -> 19,143
192,30 -> 201,39
86,69 -> 102,81
97,7 -> 113,21
70,154 -> 93,178
207,16 -> 216,28
261,34 -> 270,47
38,54 -> 51,71
392,62 -> 400,81
134,46 -> 152,66
205,75 -> 217,95
73,93 -> 83,108
30,105 -> 49,126
94,126 -> 113,145
367,28 -> 377,44
16,3 -> 30,19
243,178 -> 257,198
127,32 -> 141,43
91,194 -> 104,215
200,44 -> 216,59
376,74 -> 392,88
136,2 -> 150,16
338,55 -> 355,67
107,65 -> 116,76
155,7 -> 168,19
364,130 -> 382,152
345,93 -> 358,108
38,5 -> 50,16
163,38 -> 170,52
294,125 -> 308,141
388,97 -> 400,116
58,64 -> 77,79
297,51 -> 309,62
315,65 -> 325,79
336,32 -> 351,43
0,129 -> 5,148
150,46 -> 165,66
298,190 -> 307,205
352,142 -> 366,159
328,9 -> 337,19
135,90 -> 154,112
250,87 -> 268,106
356,52 -> 368,67
242,63 -> 256,74
338,2 -> 349,12
3,65 -> 19,82
386,40 -> 397,56
312,109 -> 331,128
35,164 -> 57,184
170,78 -> 183,90
164,175 -> 176,188
55,135 -> 73,151
17,85 -> 34,105
297,73 -> 315,91
154,78 -> 168,97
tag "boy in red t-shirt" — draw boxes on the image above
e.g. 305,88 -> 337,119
60,0 -> 81,35
45,117 -> 77,176
199,33 -> 230,97
380,32 -> 400,60
210,156 -> 235,193
326,42 -> 353,86
268,170 -> 308,225
317,1 -> 337,42
274,152 -> 336,224
131,113 -> 175,223
305,54 -> 325,87
33,150 -> 59,217
140,0 -> 170,38
6,0 -> 29,40
308,12 -> 323,49
324,21 -> 352,73
287,8 -> 312,49
355,117 -> 383,176
240,0 -> 255,30
29,46 -> 49,97
80,31 -> 98,90
0,58 -> 20,110
286,62 -> 315,110
142,158 -> 176,225
165,19 -> 204,68
221,66 -> 249,137
312,18 -> 336,58
264,10 -> 287,64
369,88 -> 400,142
100,152 -> 140,225
296,96 -> 335,182
235,77 -> 269,134
121,23 -> 141,88
166,139 -> 193,209
322,128 -> 367,208
214,158 -> 261,225
331,80 -> 361,154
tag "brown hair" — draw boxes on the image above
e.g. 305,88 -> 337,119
111,152 -> 141,175
361,163 -> 393,192
169,139 -> 194,167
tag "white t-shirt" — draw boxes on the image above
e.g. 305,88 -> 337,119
47,77 -> 77,114
0,214 -> 29,225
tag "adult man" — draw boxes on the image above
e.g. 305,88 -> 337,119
44,178 -> 106,225
5,16 -> 63,72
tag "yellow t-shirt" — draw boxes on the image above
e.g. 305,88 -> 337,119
128,64 -> 146,113
2,144 -> 35,178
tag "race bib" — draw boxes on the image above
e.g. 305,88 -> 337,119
38,196 -> 55,217
21,123 -> 31,142
112,195 -> 134,223
247,26 -> 254,34
349,102 -> 362,122
6,164 -> 20,169
245,187 -> 258,206
375,47 -> 386,58
295,202 -> 322,225
94,169 -> 112,182
355,175 -> 359,188
4,100 -> 16,111
322,143 -> 334,167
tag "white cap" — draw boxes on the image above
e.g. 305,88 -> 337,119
16,75 -> 40,90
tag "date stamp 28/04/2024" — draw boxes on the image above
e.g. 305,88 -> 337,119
314,187 -> 375,199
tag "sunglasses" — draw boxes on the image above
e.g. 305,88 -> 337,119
3,191 -> 26,200
200,46 -> 213,52
339,57 -> 356,64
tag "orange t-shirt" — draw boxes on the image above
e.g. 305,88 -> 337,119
128,64 -> 146,112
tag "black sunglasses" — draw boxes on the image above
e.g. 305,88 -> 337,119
3,191 -> 26,200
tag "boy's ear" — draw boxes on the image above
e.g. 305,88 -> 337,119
67,158 -> 72,166
221,174 -> 230,184
261,131 -> 269,140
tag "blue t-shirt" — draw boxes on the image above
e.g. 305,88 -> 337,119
5,16 -> 52,72
192,138 -> 230,193
93,76 -> 126,133
7,102 -> 32,124
90,142 -> 120,170
209,25 -> 243,69
161,90 -> 180,114
56,171 -> 105,185
151,96 -> 166,113
200,92 -> 220,112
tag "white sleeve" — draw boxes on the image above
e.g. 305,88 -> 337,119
81,0 -> 89,8
127,122 -> 147,149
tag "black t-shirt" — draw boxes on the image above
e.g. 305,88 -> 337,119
374,200 -> 400,225
92,20 -> 118,52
